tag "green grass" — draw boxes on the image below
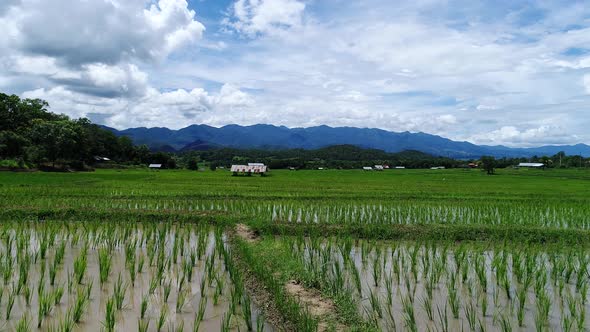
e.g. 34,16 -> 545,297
2,168 -> 590,242
1,168 -> 590,204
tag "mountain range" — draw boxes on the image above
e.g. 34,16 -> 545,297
103,124 -> 590,159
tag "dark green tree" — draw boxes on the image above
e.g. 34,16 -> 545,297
187,158 -> 199,170
481,156 -> 496,175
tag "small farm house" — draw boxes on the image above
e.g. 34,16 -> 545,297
363,166 -> 373,171
231,164 -> 268,176
374,165 -> 384,171
517,162 -> 545,168
148,164 -> 162,169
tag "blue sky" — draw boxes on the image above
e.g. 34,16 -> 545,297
1,0 -> 590,147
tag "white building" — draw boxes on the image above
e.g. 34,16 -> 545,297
517,162 -> 545,168
231,164 -> 268,175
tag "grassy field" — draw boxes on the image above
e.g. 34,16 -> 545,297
2,168 -> 590,236
1,168 -> 590,331
2,168 -> 590,204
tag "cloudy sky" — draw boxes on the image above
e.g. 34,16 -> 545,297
1,0 -> 590,147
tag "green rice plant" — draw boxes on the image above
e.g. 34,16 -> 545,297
47,315 -> 70,332
128,258 -> 136,287
580,281 -> 588,304
448,281 -> 460,319
436,305 -> 449,332
177,274 -> 186,294
480,291 -> 488,317
37,288 -> 54,328
497,311 -> 512,332
421,295 -> 434,321
475,255 -> 487,293
37,266 -> 45,296
163,278 -> 172,303
256,313 -> 265,332
243,294 -> 253,331
174,320 -> 185,332
73,246 -> 87,285
17,255 -> 31,294
137,254 -> 145,273
113,273 -> 127,310
535,289 -> 551,329
577,301 -> 586,331
176,289 -> 188,313
23,285 -> 31,306
103,297 -> 116,332
53,285 -> 64,305
566,293 -> 577,318
562,313 -> 573,332
138,318 -> 150,332
229,286 -> 239,315
372,254 -> 382,287
401,295 -> 417,332
500,272 -> 511,301
213,276 -> 224,305
516,285 -> 527,327
6,288 -> 16,320
149,276 -> 159,295
98,247 -> 112,285
221,312 -> 232,332
464,301 -> 477,331
55,241 -> 66,266
67,269 -> 73,294
15,313 -> 31,332
478,318 -> 487,332
193,296 -> 207,332
368,288 -> 383,318
141,293 -> 149,319
49,260 -> 57,286
70,287 -> 89,324
157,305 -> 168,332
384,304 -> 397,332
183,258 -> 194,282
85,280 -> 93,300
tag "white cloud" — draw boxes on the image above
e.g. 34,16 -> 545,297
7,0 -> 204,66
225,0 -> 305,36
4,0 -> 590,147
144,0 -> 205,58
584,74 -> 590,94
21,83 -> 255,130
469,125 -> 575,147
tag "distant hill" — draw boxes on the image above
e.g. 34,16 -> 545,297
102,124 -> 590,158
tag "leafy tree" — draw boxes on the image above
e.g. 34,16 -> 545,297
187,158 -> 199,170
29,119 -> 81,165
481,156 -> 496,175
0,131 -> 29,158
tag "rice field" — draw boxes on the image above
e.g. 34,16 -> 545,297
0,221 -> 269,331
283,236 -> 589,331
1,168 -> 589,331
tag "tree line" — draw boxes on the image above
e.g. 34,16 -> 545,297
0,93 -> 175,170
2,92 -> 589,171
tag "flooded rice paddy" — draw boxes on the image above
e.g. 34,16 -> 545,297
285,237 -> 589,331
0,222 -> 271,331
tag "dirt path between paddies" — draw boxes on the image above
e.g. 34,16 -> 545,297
236,223 -> 260,243
234,224 -> 346,332
284,280 -> 346,331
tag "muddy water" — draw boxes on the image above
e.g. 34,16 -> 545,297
0,226 -> 274,331
294,239 -> 588,331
